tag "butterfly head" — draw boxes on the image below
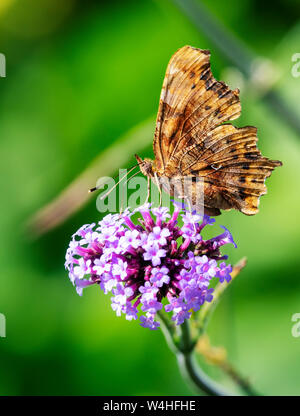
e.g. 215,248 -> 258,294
135,154 -> 155,177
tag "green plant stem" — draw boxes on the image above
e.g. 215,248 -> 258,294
177,320 -> 231,396
158,312 -> 232,396
157,258 -> 259,396
176,353 -> 230,396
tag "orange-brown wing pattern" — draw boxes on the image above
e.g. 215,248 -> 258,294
153,45 -> 282,215
153,45 -> 240,173
176,124 -> 281,215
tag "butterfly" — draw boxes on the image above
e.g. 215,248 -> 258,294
135,45 -> 282,216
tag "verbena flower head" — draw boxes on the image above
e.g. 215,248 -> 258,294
65,204 -> 236,330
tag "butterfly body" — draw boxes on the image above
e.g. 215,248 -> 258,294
136,46 -> 282,216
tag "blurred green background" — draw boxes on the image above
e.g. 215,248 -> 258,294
0,0 -> 300,395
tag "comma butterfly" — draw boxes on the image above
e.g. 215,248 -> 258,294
135,46 -> 282,216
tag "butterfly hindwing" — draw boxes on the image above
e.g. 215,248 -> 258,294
176,124 -> 281,214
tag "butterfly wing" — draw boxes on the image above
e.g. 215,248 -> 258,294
153,45 -> 240,173
177,124 -> 282,215
153,45 -> 282,215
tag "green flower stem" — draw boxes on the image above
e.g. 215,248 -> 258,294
158,312 -> 232,396
176,320 -> 231,396
157,258 -> 259,396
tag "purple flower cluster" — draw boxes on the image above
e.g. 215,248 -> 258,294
65,204 -> 236,330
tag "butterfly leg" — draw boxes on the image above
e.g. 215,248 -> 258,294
143,176 -> 151,205
180,194 -> 197,234
154,172 -> 162,206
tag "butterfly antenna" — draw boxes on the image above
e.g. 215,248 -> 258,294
123,169 -> 141,185
89,163 -> 139,193
120,166 -> 146,212
98,165 -> 140,200
89,171 -> 120,193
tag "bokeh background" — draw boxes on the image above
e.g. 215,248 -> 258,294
0,0 -> 300,395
